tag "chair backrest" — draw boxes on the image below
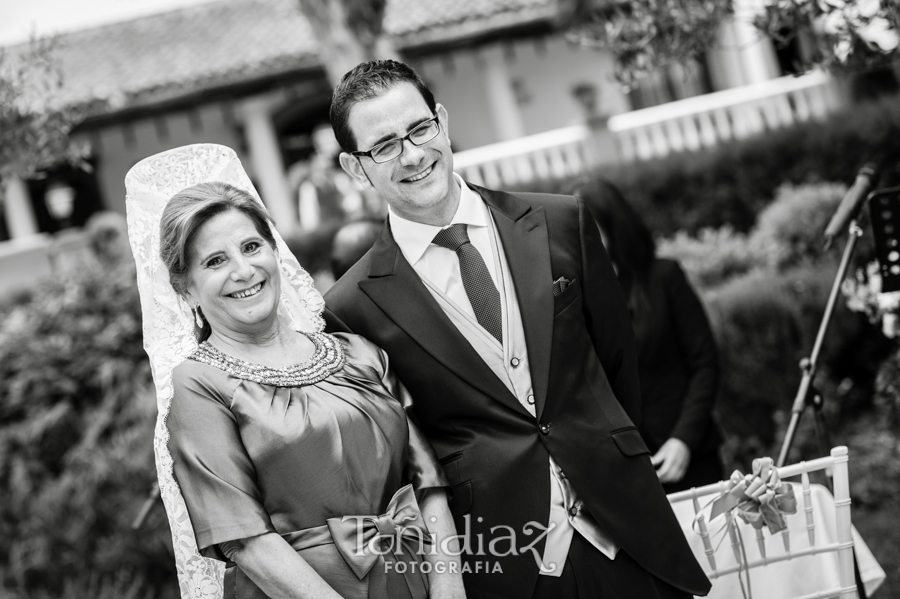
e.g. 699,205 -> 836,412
667,446 -> 857,599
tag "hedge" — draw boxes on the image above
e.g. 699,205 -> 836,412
0,219 -> 177,598
652,182 -> 895,470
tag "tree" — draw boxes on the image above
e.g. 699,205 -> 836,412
560,0 -> 733,87
753,0 -> 900,71
295,0 -> 401,86
559,0 -> 900,86
0,35 -> 85,183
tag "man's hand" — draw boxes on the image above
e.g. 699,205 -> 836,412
650,438 -> 691,484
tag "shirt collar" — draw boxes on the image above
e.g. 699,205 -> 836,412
388,173 -> 487,266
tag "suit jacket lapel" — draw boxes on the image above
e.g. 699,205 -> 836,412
359,223 -> 531,418
474,185 -> 554,421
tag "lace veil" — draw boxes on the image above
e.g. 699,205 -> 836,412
125,144 -> 325,599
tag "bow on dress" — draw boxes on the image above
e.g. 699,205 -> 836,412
327,484 -> 433,598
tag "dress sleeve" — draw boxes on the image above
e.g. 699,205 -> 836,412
664,261 -> 721,450
168,362 -> 275,562
374,345 -> 450,497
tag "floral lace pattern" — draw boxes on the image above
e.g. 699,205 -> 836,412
125,144 -> 325,599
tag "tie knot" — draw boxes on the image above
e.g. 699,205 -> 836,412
432,223 -> 470,252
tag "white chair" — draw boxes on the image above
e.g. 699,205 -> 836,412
668,446 -> 857,599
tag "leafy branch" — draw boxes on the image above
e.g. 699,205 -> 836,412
753,0 -> 900,72
561,0 -> 735,88
0,35 -> 87,182
560,0 -> 900,86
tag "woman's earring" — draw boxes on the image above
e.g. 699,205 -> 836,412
194,307 -> 204,328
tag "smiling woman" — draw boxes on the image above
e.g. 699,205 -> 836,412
131,145 -> 465,599
160,182 -> 282,345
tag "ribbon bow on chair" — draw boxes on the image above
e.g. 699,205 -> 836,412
701,457 -> 799,599
327,484 -> 432,599
710,457 -> 798,534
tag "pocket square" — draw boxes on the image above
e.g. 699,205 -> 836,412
552,276 -> 574,297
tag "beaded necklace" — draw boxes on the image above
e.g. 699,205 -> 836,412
189,331 -> 345,387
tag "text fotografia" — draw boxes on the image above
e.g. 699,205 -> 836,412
386,559 -> 504,574
344,514 -> 559,574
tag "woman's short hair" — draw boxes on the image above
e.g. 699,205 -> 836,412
330,59 -> 436,153
159,181 -> 277,298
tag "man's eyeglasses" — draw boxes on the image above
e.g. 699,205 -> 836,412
351,116 -> 441,164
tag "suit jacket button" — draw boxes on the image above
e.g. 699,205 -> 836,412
539,422 -> 550,434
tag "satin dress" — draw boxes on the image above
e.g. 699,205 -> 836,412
168,332 -> 448,599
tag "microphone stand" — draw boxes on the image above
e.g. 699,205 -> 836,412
782,163 -> 879,465
776,221 -> 863,468
775,219 -> 869,599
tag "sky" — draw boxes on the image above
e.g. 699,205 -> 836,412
0,0 -> 223,46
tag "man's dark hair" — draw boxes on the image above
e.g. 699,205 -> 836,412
330,59 -> 437,153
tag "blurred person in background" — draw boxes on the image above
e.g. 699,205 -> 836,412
573,177 -> 724,494
331,218 -> 384,280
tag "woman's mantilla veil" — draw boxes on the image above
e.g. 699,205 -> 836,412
125,144 -> 325,599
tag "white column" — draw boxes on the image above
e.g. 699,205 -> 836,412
3,175 -> 40,239
480,45 -> 526,142
239,97 -> 297,236
708,0 -> 781,90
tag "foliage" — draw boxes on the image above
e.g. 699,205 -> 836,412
705,259 -> 891,471
657,226 -> 762,289
0,36 -> 85,182
748,182 -> 847,269
0,245 -> 176,598
754,0 -> 900,71
704,268 -> 805,465
655,182 -> 855,290
562,0 -> 733,87
560,0 -> 899,85
653,182 -> 895,471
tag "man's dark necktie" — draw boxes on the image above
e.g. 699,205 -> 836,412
432,223 -> 502,343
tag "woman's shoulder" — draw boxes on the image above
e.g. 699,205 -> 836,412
173,354 -> 232,382
328,331 -> 388,374
170,357 -> 239,409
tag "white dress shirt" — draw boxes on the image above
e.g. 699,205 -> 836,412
388,174 -> 618,575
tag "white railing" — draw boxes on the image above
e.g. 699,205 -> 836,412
452,70 -> 843,188
454,125 -> 592,189
608,70 -> 842,162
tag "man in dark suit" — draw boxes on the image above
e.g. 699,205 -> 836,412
324,59 -> 710,599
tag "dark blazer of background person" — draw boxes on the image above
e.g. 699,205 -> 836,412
636,258 -> 723,492
325,185 -> 711,599
576,177 -> 723,494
